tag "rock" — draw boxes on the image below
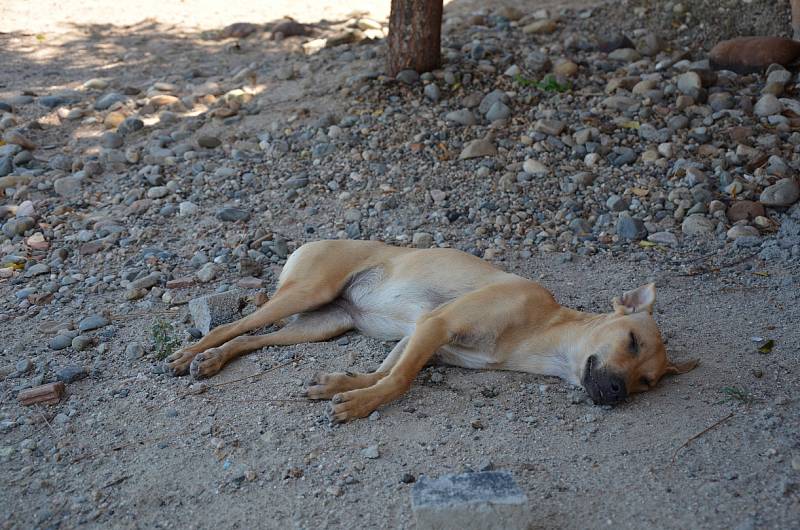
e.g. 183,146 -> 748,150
647,231 -> 678,246
130,272 -> 162,290
708,92 -> 734,111
596,33 -> 634,53
710,37 -> 800,74
118,117 -> 144,136
767,69 -> 792,86
53,175 -> 83,197
94,92 -> 127,110
198,135 -> 221,148
753,94 -> 782,117
146,186 -> 169,199
553,60 -> 578,77
101,132 -> 123,149
445,109 -> 477,126
15,359 -> 33,373
478,90 -> 509,115
522,19 -> 557,34
533,119 -> 565,136
459,135 -> 496,160
424,84 -> 440,102
56,364 -> 87,383
411,471 -> 530,530
0,157 -> 12,177
760,178 -> 800,207
71,335 -> 93,351
485,101 -> 511,122
412,232 -> 434,248
179,201 -> 199,216
396,70 -> 420,85
196,263 -> 219,283
616,214 -> 646,240
49,335 -> 72,350
216,208 -> 250,222
727,201 -> 765,222
78,315 -> 109,332
25,263 -> 49,276
220,21 -> 260,39
188,291 -> 244,334
361,445 -> 380,459
608,48 -> 641,62
681,215 -> 716,236
727,225 -> 760,240
638,33 -> 665,56
676,72 -> 702,97
126,342 -> 145,360
3,130 -> 36,150
522,159 -> 548,175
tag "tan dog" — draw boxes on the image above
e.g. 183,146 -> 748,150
164,240 -> 697,422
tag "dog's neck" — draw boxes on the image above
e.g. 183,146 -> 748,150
504,306 -> 607,385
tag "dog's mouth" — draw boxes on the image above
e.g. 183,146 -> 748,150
581,355 -> 628,405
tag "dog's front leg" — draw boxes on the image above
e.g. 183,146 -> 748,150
328,315 -> 450,423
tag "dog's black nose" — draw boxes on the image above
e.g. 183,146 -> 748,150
582,356 -> 628,405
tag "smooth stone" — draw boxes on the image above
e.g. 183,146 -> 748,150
424,83 -> 440,102
198,135 -> 221,148
445,109 -> 477,126
146,186 -> 169,199
727,225 -> 760,240
522,159 -> 548,175
78,315 -> 109,332
216,208 -> 250,222
179,201 -> 199,215
53,176 -> 83,197
754,94 -> 782,117
196,263 -> 219,283
94,92 -> 127,110
71,335 -> 93,351
56,364 -> 88,383
760,178 -> 799,207
681,214 -> 716,236
485,101 -> 511,122
459,136 -> 496,160
727,201 -> 765,222
596,33 -> 634,53
647,231 -> 678,246
616,215 -> 646,240
396,70 -> 420,85
608,48 -> 641,62
49,335 -> 72,350
101,132 -> 123,149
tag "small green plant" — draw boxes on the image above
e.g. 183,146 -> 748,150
151,320 -> 182,360
513,73 -> 571,93
719,386 -> 757,405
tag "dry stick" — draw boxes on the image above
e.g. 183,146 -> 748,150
671,412 -> 734,463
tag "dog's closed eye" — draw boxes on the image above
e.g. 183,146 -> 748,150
629,332 -> 639,356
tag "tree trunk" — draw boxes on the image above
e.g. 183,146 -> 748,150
387,0 -> 443,76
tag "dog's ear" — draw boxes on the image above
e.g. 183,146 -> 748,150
612,283 -> 656,315
663,358 -> 698,376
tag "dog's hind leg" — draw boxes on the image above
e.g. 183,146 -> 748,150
304,336 -> 409,400
189,304 -> 354,379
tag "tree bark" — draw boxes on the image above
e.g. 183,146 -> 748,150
387,0 -> 443,76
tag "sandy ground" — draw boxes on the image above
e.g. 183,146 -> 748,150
1,0 -> 799,529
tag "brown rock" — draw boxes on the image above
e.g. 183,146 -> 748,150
219,22 -> 260,39
710,37 -> 800,74
728,126 -> 752,145
3,130 -> 36,150
727,200 -> 765,222
19,382 -> 65,406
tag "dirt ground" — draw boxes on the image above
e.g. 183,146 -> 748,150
1,0 -> 799,529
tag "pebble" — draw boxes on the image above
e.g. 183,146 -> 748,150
71,335 -> 93,351
522,159 -> 548,175
49,335 -> 72,350
754,94 -> 782,117
79,315 -> 109,332
196,263 -> 219,283
94,92 -> 126,110
56,364 -> 88,383
760,179 -> 799,207
198,135 -> 221,148
616,215 -> 646,240
682,215 -> 716,236
412,232 -> 434,248
445,109 -> 477,126
216,208 -> 250,222
459,135 -> 496,159
396,70 -> 420,85
125,342 -> 145,360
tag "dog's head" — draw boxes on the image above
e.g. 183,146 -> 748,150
579,283 -> 697,405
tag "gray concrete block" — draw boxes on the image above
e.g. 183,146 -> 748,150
411,471 -> 530,530
188,290 -> 244,334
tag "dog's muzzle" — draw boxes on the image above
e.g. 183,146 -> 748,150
581,355 -> 627,405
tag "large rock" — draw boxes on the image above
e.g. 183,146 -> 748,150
411,471 -> 530,530
760,178 -> 800,207
681,214 -> 716,236
188,291 -> 244,334
709,37 -> 800,74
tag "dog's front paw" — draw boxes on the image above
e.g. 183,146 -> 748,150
189,349 -> 224,379
304,371 -> 383,400
163,349 -> 199,376
326,389 -> 384,423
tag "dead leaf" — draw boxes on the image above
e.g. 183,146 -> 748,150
757,339 -> 774,354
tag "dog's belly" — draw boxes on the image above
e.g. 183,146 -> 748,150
339,268 -> 434,340
435,344 -> 499,369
